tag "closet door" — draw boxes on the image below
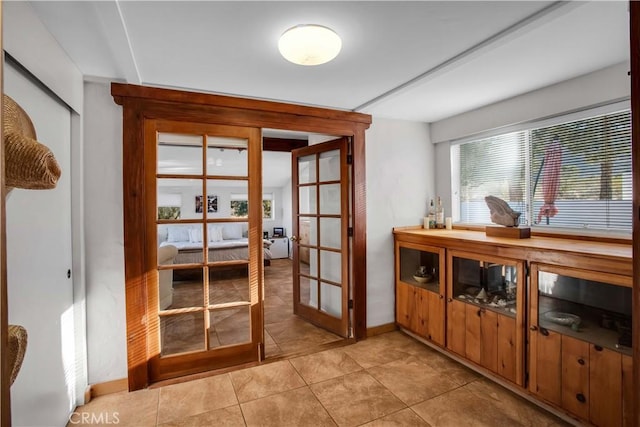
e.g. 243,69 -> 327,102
5,60 -> 74,427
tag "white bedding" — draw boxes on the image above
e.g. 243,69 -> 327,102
160,238 -> 273,264
160,238 -> 272,251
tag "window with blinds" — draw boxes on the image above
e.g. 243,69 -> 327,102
454,109 -> 632,233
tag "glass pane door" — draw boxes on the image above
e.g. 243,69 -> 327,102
148,120 -> 263,381
292,139 -> 349,337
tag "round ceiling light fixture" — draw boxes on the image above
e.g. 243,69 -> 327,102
278,24 -> 342,66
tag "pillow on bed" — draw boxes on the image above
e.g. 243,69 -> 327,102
208,225 -> 223,242
188,228 -> 203,243
222,223 -> 242,240
167,226 -> 190,243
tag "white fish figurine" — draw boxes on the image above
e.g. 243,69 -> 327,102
484,195 -> 521,227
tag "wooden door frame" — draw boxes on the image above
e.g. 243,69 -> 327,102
631,2 -> 639,426
111,83 -> 371,390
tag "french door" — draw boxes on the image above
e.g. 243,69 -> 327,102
291,138 -> 351,337
145,119 -> 263,381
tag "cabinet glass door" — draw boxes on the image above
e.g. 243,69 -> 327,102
534,264 -> 632,355
450,255 -> 519,318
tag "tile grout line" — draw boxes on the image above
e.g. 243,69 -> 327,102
305,375 -> 343,427
155,387 -> 161,427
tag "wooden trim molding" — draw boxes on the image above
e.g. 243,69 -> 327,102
262,137 -> 307,152
86,378 -> 128,402
111,83 -> 371,390
630,2 -> 639,426
352,128 -> 368,340
366,323 -> 398,337
111,84 -> 371,125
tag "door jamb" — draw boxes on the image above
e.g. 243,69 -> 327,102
111,83 -> 371,390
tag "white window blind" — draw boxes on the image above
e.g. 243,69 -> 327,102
455,109 -> 632,233
157,193 -> 182,207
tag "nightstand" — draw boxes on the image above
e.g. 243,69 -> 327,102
269,237 -> 290,259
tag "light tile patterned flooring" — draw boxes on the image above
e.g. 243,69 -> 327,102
69,260 -> 570,426
69,331 -> 571,426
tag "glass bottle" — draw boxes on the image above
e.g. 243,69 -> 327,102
428,199 -> 436,229
436,196 -> 444,229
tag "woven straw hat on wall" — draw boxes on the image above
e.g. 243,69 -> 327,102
3,94 -> 61,190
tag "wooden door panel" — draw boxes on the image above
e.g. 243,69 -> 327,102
465,304 -> 481,364
590,345 -> 622,427
480,309 -> 498,373
415,287 -> 429,337
497,314 -> 516,383
396,282 -> 414,330
622,355 -> 633,427
427,291 -> 444,346
561,336 -> 590,421
534,328 -> 562,406
447,299 -> 466,356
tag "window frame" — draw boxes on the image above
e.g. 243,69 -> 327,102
230,192 -> 274,220
451,100 -> 632,237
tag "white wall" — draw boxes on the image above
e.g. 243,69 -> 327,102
281,178 -> 293,242
365,118 -> 434,327
83,81 -> 128,384
3,2 -> 83,112
157,185 -> 286,239
431,62 -> 630,144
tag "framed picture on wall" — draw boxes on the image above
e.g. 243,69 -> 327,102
196,195 -> 218,213
207,195 -> 218,213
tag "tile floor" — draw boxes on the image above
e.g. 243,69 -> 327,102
162,259 -> 344,358
68,331 -> 571,427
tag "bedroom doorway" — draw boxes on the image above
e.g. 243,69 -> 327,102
113,83 -> 370,390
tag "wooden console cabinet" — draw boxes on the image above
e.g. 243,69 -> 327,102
393,227 -> 633,426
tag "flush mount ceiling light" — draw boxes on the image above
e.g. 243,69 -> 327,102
278,24 -> 342,66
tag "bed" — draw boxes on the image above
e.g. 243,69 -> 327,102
158,223 -> 273,267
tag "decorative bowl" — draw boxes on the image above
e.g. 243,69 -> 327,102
544,311 -> 581,327
413,274 -> 432,284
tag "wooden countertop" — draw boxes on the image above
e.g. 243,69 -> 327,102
393,227 -> 632,276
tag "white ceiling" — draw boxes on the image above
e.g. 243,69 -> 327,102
27,1 -> 630,186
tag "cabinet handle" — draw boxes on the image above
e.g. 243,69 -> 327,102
477,308 -> 482,317
290,236 -> 298,241
540,327 -> 549,336
447,298 -> 452,303
577,358 -> 585,366
576,393 -> 586,403
594,345 -> 603,352
529,325 -> 538,331
439,295 -> 444,299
